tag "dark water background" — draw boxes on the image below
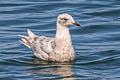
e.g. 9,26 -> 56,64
0,0 -> 120,80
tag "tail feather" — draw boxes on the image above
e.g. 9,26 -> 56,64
19,39 -> 31,48
18,35 -> 28,39
27,29 -> 35,39
18,29 -> 35,48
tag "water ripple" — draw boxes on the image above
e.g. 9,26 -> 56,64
0,0 -> 120,80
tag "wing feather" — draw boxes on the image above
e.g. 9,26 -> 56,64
30,36 -> 55,60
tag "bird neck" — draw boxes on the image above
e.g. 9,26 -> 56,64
55,23 -> 72,47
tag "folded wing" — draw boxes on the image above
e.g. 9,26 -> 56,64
19,29 -> 55,60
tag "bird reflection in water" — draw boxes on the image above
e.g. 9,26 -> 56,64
25,58 -> 76,80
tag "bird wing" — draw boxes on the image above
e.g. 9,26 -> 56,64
19,29 -> 55,61
30,36 -> 55,60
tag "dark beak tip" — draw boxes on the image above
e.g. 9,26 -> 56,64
73,22 -> 81,26
77,23 -> 81,26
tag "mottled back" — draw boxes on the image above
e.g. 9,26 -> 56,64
30,36 -> 55,60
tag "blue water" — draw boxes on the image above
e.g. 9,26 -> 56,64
0,0 -> 120,80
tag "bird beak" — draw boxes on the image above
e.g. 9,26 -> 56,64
73,22 -> 81,26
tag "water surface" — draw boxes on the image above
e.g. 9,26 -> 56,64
0,0 -> 120,80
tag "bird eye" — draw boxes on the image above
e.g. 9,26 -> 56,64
63,18 -> 68,20
60,18 -> 68,21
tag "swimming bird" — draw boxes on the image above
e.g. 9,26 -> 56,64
19,13 -> 80,62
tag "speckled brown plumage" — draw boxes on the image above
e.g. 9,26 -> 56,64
19,13 -> 80,62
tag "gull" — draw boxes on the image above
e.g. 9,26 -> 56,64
19,13 -> 80,62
